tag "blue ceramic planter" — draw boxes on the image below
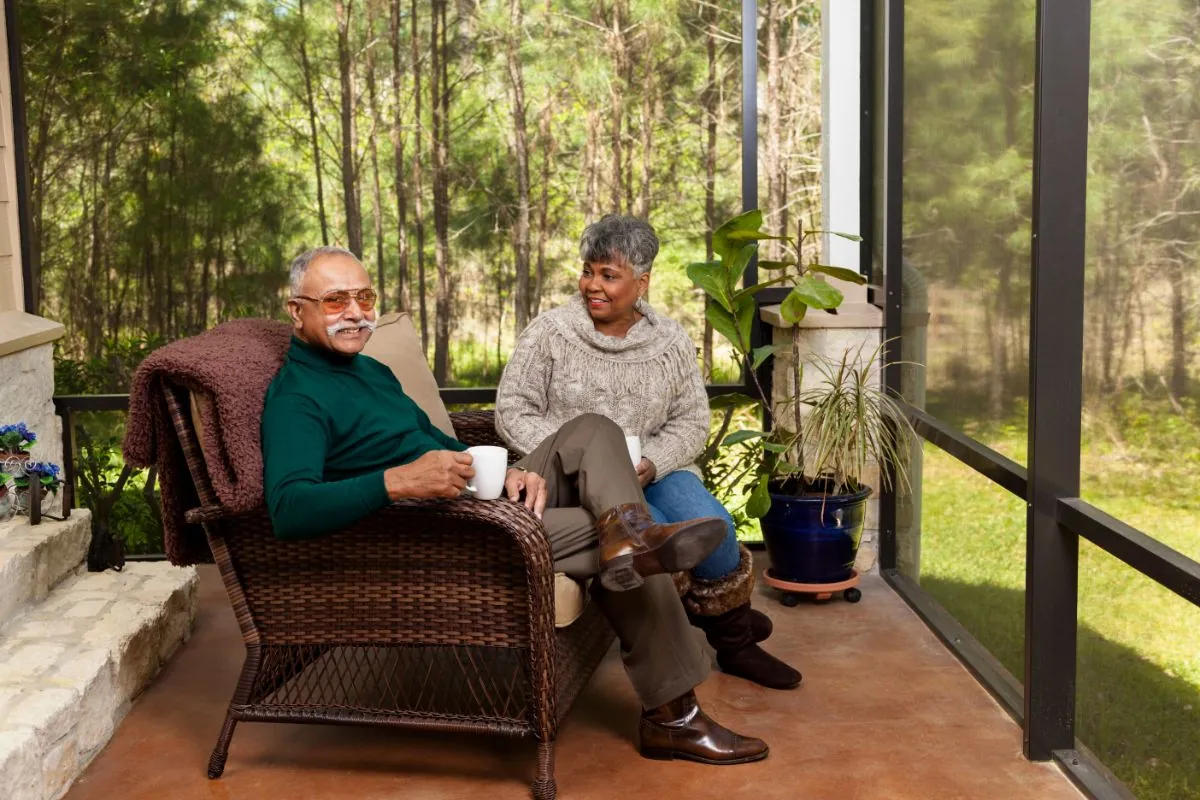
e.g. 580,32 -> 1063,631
760,481 -> 872,584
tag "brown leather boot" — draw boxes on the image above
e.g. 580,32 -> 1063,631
639,690 -> 769,765
595,503 -> 727,592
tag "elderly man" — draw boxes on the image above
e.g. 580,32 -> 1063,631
261,245 -> 770,765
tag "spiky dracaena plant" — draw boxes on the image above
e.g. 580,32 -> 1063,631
797,340 -> 915,498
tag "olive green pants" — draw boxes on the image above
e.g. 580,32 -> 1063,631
515,413 -> 710,709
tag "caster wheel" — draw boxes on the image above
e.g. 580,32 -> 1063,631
844,588 -> 862,603
781,593 -> 801,608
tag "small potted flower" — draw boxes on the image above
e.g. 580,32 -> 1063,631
0,422 -> 37,472
14,461 -> 63,516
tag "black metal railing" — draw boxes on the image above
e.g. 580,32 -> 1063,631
52,382 -> 757,564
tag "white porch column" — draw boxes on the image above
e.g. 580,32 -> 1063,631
821,0 -> 864,301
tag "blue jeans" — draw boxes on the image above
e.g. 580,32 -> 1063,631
644,471 -> 741,581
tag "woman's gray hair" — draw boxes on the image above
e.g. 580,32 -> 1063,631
579,215 -> 660,277
288,245 -> 361,296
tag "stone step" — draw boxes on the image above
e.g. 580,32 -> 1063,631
0,512 -> 92,630
0,562 -> 198,800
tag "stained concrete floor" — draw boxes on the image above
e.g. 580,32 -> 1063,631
64,562 -> 1082,800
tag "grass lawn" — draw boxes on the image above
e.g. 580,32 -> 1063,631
918,414 -> 1200,800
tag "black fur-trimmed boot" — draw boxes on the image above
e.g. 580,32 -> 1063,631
672,561 -> 772,643
681,546 -> 802,690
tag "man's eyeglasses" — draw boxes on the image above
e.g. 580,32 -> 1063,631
293,288 -> 378,314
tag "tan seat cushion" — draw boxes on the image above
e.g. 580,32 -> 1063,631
361,312 -> 456,439
555,574 -> 591,628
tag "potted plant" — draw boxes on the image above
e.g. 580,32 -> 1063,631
0,422 -> 37,471
14,461 -> 63,517
689,210 -> 916,586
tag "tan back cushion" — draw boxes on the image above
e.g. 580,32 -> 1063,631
362,312 -> 456,438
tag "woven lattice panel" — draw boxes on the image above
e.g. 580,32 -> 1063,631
245,643 -> 534,724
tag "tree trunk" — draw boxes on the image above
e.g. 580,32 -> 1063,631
366,0 -> 388,312
336,0 -> 364,257
637,61 -> 654,218
298,0 -> 330,245
390,0 -> 410,311
430,0 -> 452,383
533,101 -> 553,318
411,0 -> 429,351
1169,259 -> 1188,400
702,1 -> 719,380
506,0 -> 532,332
584,109 -> 599,222
607,2 -> 628,214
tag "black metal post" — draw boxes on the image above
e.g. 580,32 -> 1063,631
58,406 -> 74,516
742,0 -> 771,409
741,0 -> 758,226
877,0 -> 903,572
1024,0 -> 1092,761
859,0 -> 876,284
28,467 -> 40,525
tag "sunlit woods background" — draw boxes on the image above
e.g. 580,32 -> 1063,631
21,0 -> 823,390
903,3 -> 1200,797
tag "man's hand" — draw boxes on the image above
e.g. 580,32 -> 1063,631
504,468 -> 548,518
636,457 -> 657,488
384,450 -> 474,501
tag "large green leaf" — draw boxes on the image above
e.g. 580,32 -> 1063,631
810,265 -> 868,285
756,259 -> 798,270
709,392 -> 760,410
792,276 -> 844,309
724,243 -> 757,284
687,261 -> 732,312
734,295 -> 756,352
780,289 -> 809,324
732,274 -> 791,303
722,429 -> 765,446
746,475 -> 772,518
751,344 -> 778,370
705,303 -> 743,353
712,209 -> 763,263
726,230 -> 788,242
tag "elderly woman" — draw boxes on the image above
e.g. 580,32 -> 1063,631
496,215 -> 800,690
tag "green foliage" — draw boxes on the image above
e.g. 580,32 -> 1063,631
54,336 -> 165,395
691,209 -> 909,515
797,341 -> 916,497
919,394 -> 1200,800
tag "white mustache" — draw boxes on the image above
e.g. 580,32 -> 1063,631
327,319 -> 377,337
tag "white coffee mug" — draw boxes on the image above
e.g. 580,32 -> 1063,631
625,435 -> 641,466
465,445 -> 508,500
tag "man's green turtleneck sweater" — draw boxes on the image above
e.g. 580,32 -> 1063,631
261,335 -> 467,539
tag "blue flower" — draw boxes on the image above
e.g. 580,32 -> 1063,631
0,422 -> 37,450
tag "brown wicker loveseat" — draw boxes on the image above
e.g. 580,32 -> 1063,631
161,381 -> 615,799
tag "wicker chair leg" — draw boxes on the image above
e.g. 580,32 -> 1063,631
209,646 -> 261,779
530,739 -> 556,800
207,714 -> 238,778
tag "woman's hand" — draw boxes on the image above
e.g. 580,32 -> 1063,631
636,458 -> 657,488
505,467 -> 547,519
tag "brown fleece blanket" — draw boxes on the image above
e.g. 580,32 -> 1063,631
123,319 -> 293,565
